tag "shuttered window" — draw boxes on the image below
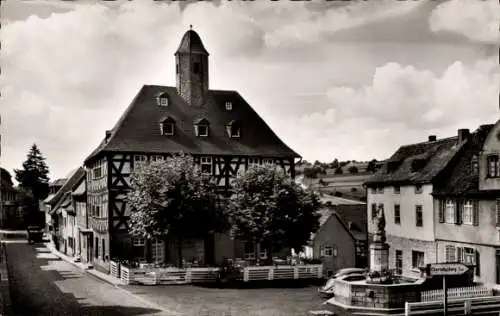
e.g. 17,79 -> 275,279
445,200 -> 455,224
371,204 -> 377,220
439,200 -> 445,223
496,199 -> 500,227
445,245 -> 456,262
472,200 -> 479,226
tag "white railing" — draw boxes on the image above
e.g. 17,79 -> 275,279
110,261 -> 120,278
243,264 -> 323,282
120,266 -> 219,285
405,296 -> 500,316
421,285 -> 492,302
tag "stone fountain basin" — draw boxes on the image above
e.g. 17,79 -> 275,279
327,277 -> 426,310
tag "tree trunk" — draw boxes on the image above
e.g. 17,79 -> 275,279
163,235 -> 169,264
255,241 -> 260,266
177,236 -> 183,268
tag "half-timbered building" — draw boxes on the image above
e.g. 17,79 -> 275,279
83,29 -> 300,272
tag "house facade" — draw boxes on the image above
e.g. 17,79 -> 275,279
72,175 -> 92,264
83,29 -> 300,272
365,130 -> 470,278
0,177 -> 21,229
433,122 -> 500,285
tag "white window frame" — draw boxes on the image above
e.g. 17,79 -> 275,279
225,101 -> 233,111
462,200 -> 474,225
445,245 -> 456,262
445,200 -> 455,224
133,238 -> 145,247
163,123 -> 174,136
415,205 -> 423,227
248,158 -> 260,166
200,156 -> 212,175
462,247 -> 475,265
151,155 -> 164,162
197,125 -> 209,137
160,97 -> 168,106
394,204 -> 401,224
411,250 -> 425,269
263,158 -> 274,165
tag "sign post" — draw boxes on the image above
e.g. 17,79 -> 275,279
428,263 -> 470,316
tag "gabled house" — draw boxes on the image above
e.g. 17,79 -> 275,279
44,178 -> 67,233
308,193 -> 367,277
82,29 -> 300,272
71,175 -> 91,264
0,175 -> 21,229
433,122 -> 500,285
365,129 -> 469,278
46,168 -> 85,253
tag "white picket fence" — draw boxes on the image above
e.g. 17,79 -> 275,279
406,296 -> 500,316
242,265 -> 323,282
120,266 -> 220,285
420,285 -> 492,302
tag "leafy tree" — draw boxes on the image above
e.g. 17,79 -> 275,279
126,153 -> 228,267
0,168 -> 13,186
14,144 -> 50,201
14,144 -> 50,226
228,164 -> 321,263
348,166 -> 359,174
330,159 -> 339,170
366,159 -> 379,173
334,167 -> 343,174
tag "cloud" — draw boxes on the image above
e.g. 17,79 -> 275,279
276,56 -> 499,162
0,0 -> 495,179
429,0 -> 499,44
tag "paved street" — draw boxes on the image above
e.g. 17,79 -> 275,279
5,239 -> 170,316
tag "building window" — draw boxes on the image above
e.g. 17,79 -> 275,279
371,204 -> 377,220
444,200 -> 455,224
462,200 -> 474,225
445,245 -> 456,262
461,247 -> 475,265
193,62 -> 200,74
394,204 -> 401,224
243,242 -> 267,260
394,186 -> 400,194
370,188 -> 376,194
471,155 -> 479,175
412,251 -> 424,269
230,124 -> 240,138
415,205 -> 423,227
248,158 -> 260,166
151,239 -> 164,263
200,157 -> 212,174
395,250 -> 403,275
161,123 -> 174,136
196,125 -> 208,137
320,245 -> 336,257
488,155 -> 499,177
225,102 -> 232,111
134,155 -> 147,169
377,187 -> 384,194
415,185 -> 423,194
263,158 -> 274,165
151,155 -> 164,162
92,166 -> 102,179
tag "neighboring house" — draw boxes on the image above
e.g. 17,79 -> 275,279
72,174 -> 92,264
46,169 -> 85,254
433,122 -> 500,285
82,29 -> 300,273
308,193 -> 367,277
44,178 -> 67,233
365,130 -> 470,278
0,178 -> 21,229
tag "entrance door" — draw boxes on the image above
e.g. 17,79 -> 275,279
496,250 -> 500,284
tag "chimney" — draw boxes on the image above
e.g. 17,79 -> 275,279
105,130 -> 111,142
457,129 -> 470,144
428,135 -> 437,142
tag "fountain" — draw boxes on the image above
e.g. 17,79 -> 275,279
326,205 -> 424,314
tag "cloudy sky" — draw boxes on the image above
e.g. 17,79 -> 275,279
1,0 -> 498,180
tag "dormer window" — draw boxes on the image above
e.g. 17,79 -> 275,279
194,118 -> 210,137
159,116 -> 175,136
471,154 -> 479,175
155,92 -> 169,107
226,120 -> 240,138
225,102 -> 233,111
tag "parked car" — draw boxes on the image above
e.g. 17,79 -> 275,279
27,226 -> 44,244
318,268 -> 367,298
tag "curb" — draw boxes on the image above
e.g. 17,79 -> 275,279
44,243 -> 120,287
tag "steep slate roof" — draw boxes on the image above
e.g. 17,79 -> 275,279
310,208 -> 355,242
433,124 -> 496,197
47,167 -> 85,212
50,178 -> 67,187
175,30 -> 209,55
84,85 -> 300,164
365,136 -> 465,186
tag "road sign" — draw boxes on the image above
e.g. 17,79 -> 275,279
429,263 -> 469,276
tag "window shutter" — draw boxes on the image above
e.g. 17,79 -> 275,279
496,199 -> 500,227
472,200 -> 479,226
455,200 -> 462,225
371,204 -> 377,220
475,250 -> 480,276
456,247 -> 463,263
439,200 -> 445,223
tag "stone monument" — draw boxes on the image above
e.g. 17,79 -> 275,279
368,205 -> 391,283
